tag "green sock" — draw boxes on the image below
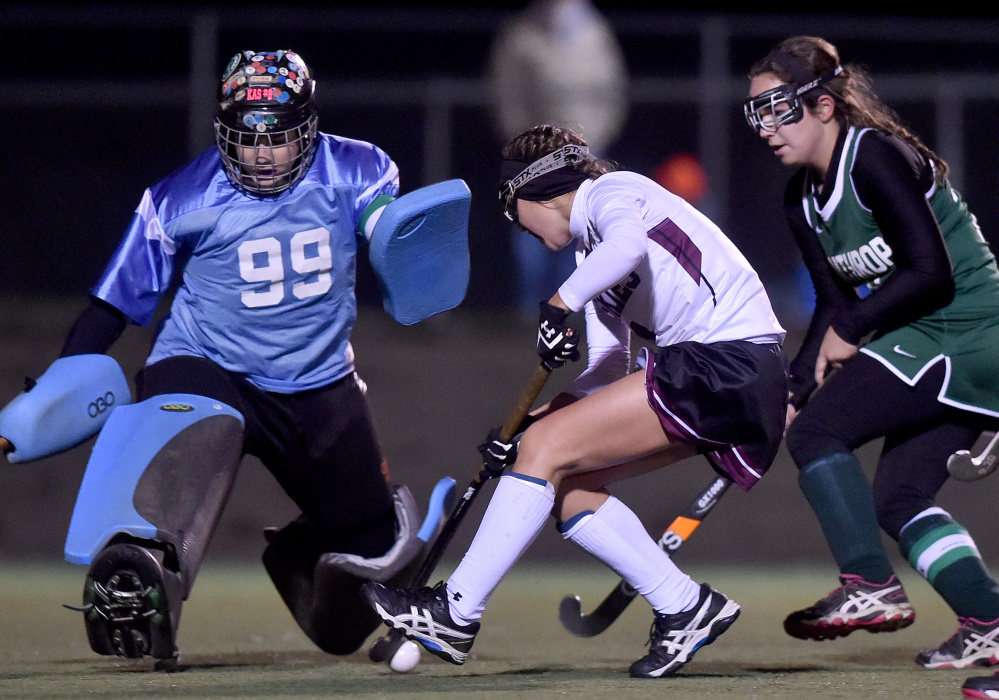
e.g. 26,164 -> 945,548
798,453 -> 894,584
900,508 -> 999,620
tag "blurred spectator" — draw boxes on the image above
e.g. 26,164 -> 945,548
488,0 -> 628,313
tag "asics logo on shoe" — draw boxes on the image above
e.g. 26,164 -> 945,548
961,622 -> 999,659
839,583 -> 905,614
917,616 -> 999,668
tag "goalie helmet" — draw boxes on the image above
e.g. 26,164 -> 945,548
214,50 -> 319,197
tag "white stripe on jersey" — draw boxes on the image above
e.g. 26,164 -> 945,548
357,160 -> 400,211
137,188 -> 175,255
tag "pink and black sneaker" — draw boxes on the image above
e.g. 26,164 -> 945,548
918,616 -> 999,669
784,574 -> 915,641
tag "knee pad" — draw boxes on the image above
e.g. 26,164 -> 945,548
64,393 -> 244,597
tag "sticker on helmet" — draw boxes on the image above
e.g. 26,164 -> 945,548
245,87 -> 278,102
223,54 -> 241,80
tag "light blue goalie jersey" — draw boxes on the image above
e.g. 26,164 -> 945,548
92,133 -> 400,393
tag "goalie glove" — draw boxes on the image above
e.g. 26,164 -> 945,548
537,301 -> 580,368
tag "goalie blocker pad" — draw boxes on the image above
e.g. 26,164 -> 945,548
0,354 -> 132,463
65,393 -> 244,597
368,178 -> 471,325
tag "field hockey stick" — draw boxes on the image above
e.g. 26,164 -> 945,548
948,430 -> 999,481
558,473 -> 732,638
369,361 -> 554,662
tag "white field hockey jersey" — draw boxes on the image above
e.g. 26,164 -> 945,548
560,172 -> 785,396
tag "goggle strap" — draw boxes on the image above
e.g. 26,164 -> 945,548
795,65 -> 843,97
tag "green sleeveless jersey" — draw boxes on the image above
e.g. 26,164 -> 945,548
800,126 -> 999,417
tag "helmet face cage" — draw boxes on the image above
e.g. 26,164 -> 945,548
214,50 -> 318,197
215,113 -> 318,197
743,84 -> 803,132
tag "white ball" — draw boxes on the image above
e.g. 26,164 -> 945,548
389,640 -> 421,673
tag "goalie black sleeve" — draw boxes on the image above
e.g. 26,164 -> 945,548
60,296 -> 128,357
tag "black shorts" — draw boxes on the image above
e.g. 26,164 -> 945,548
645,340 -> 788,491
135,355 -> 393,552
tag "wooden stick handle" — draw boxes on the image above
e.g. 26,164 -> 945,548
498,363 -> 553,442
0,437 -> 11,456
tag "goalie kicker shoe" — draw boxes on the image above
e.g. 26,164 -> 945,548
68,543 -> 183,662
629,583 -> 741,678
361,580 -> 479,665
916,616 -> 999,669
783,574 -> 915,641
962,671 -> 999,699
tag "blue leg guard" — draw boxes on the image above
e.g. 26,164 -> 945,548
64,393 -> 244,661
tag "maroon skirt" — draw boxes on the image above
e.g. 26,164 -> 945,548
645,340 -> 788,491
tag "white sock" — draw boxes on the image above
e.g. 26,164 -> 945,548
447,473 -> 555,625
562,496 -> 701,615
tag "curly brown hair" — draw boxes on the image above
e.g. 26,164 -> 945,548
749,36 -> 948,182
502,124 -> 616,179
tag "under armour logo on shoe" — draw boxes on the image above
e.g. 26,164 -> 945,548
452,591 -> 462,601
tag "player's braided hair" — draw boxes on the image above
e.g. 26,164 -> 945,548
750,36 -> 949,183
503,124 -> 616,179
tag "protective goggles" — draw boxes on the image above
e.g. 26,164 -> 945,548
743,65 -> 843,132
498,144 -> 590,224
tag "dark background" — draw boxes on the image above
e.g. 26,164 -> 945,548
1,3 -> 998,571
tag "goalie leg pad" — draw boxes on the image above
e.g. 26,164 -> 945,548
368,178 -> 471,325
264,483 -> 448,655
0,354 -> 131,463
65,393 -> 244,599
262,515 -> 382,655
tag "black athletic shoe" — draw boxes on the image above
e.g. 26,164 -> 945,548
963,670 -> 999,698
783,574 -> 915,641
917,616 -> 999,669
69,543 -> 182,661
361,580 -> 480,665
629,583 -> 741,678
